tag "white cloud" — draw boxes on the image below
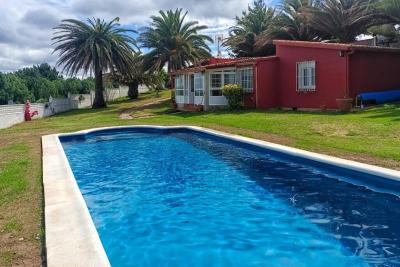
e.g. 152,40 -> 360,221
0,0 -> 260,72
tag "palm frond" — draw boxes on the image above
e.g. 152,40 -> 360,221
223,0 -> 276,57
306,0 -> 391,43
139,8 -> 213,72
53,17 -> 137,76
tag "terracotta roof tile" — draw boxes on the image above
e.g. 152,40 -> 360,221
173,56 -> 278,74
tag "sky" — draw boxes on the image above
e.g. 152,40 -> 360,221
0,0 -> 279,73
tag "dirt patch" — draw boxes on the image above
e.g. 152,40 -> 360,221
119,98 -> 170,120
311,122 -> 362,137
207,124 -> 295,146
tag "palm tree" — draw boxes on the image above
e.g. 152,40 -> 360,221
140,9 -> 212,73
53,17 -> 136,108
368,0 -> 400,45
307,0 -> 390,43
224,0 -> 276,57
368,24 -> 399,44
260,0 -> 323,43
380,0 -> 400,22
113,53 -> 161,99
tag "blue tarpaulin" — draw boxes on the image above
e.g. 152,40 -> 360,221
358,89 -> 400,104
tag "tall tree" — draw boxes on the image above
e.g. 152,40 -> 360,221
35,63 -> 60,81
370,0 -> 400,44
380,0 -> 400,22
0,73 -> 32,104
53,17 -> 136,108
368,24 -> 399,44
307,0 -> 390,43
224,0 -> 276,57
258,0 -> 323,46
140,9 -> 213,73
113,53 -> 164,99
16,63 -> 60,81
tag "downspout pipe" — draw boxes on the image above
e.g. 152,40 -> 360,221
345,49 -> 356,98
254,63 -> 258,108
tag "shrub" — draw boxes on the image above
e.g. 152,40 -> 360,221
222,84 -> 243,109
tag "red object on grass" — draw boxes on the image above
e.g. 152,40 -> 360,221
24,100 -> 38,121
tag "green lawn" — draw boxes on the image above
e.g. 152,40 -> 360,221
139,102 -> 400,164
0,90 -> 399,265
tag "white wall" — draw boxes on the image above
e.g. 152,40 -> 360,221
138,84 -> 150,93
0,87 -> 130,130
69,93 -> 93,109
0,105 -> 25,129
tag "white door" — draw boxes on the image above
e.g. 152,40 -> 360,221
189,74 -> 195,104
194,73 -> 204,105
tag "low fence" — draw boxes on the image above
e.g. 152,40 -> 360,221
0,105 -> 25,129
0,86 -> 136,129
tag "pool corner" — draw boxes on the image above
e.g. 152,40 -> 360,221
42,134 -> 110,267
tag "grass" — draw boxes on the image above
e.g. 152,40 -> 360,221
3,219 -> 23,233
0,89 -> 399,265
0,159 -> 30,204
136,102 -> 400,165
0,251 -> 21,266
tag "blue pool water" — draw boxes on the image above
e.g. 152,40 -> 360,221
61,128 -> 400,267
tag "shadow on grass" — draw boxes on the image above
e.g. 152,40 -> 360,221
361,103 -> 400,121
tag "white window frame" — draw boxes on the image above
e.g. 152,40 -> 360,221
296,61 -> 316,92
194,73 -> 204,97
237,67 -> 253,93
175,74 -> 185,96
210,71 -> 223,96
209,70 -> 236,97
224,71 -> 236,86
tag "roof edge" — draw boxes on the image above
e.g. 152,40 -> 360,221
173,56 -> 279,74
273,40 -> 400,53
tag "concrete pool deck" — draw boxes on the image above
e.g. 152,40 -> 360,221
42,134 -> 110,267
42,125 -> 400,266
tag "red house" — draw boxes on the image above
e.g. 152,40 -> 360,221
173,40 -> 400,110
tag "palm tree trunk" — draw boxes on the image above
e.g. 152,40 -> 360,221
128,80 -> 139,99
93,68 -> 106,108
167,61 -> 174,89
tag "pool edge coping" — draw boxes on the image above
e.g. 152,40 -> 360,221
42,134 -> 111,267
64,125 -> 400,181
43,125 -> 400,266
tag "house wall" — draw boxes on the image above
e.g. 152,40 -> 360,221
175,44 -> 400,111
243,92 -> 256,108
349,51 -> 400,97
242,66 -> 256,108
275,45 -> 348,109
254,58 -> 280,108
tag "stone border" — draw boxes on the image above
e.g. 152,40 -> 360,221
42,134 -> 110,267
43,125 -> 400,266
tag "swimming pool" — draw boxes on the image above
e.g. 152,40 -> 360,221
57,126 -> 400,267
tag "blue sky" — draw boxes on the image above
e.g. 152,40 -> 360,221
0,0 -> 280,72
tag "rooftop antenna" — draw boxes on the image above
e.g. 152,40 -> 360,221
215,34 -> 224,58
